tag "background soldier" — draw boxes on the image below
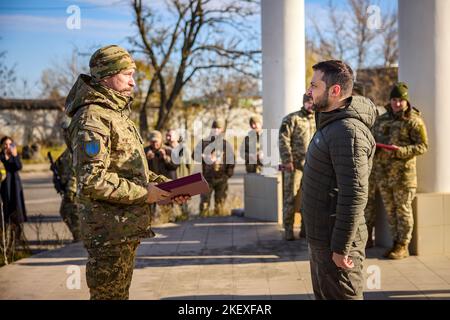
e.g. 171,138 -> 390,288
145,130 -> 179,180
193,119 -> 235,216
165,129 -> 191,179
66,45 -> 189,300
368,82 -> 428,259
52,117 -> 81,242
145,130 -> 180,223
240,115 -> 263,174
165,129 -> 191,220
279,94 -> 316,241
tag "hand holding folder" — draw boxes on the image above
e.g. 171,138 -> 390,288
156,173 -> 210,205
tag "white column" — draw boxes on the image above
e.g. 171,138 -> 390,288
399,0 -> 450,193
261,0 -> 305,170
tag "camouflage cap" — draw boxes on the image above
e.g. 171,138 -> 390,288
149,130 -> 162,142
89,45 -> 136,81
249,115 -> 262,125
211,119 -> 225,129
390,82 -> 409,101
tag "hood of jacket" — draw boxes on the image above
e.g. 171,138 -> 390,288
65,74 -> 132,117
317,96 -> 377,130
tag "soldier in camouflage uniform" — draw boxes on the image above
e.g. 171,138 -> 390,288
53,118 -> 81,241
279,94 -> 316,241
145,130 -> 180,223
366,83 -> 428,259
240,115 -> 263,174
165,129 -> 191,179
165,129 -> 191,220
65,45 -> 189,300
145,130 -> 179,180
193,120 -> 235,216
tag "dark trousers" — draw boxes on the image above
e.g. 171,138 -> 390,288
308,241 -> 366,300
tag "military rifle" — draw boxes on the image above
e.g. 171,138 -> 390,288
47,152 -> 64,195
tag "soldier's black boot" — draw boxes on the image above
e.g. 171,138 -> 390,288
365,227 -> 374,249
298,224 -> 306,239
285,227 -> 295,241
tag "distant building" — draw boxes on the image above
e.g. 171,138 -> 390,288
0,98 -> 65,146
356,66 -> 399,107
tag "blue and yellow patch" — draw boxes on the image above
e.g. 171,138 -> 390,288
84,140 -> 100,157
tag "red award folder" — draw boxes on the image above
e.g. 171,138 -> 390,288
376,143 -> 399,151
156,173 -> 210,205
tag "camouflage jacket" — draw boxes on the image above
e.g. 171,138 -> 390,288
165,142 -> 191,179
54,148 -> 77,199
65,74 -> 169,248
193,135 -> 235,180
144,145 -> 179,180
279,107 -> 316,170
372,104 -> 428,188
240,130 -> 263,174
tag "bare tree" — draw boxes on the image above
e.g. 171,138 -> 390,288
380,11 -> 398,67
308,0 -> 395,70
40,47 -> 89,99
348,0 -> 378,70
0,51 -> 17,98
129,0 -> 261,135
309,0 -> 350,62
201,72 -> 259,128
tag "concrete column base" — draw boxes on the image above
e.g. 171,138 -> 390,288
374,192 -> 450,256
244,173 -> 283,223
411,193 -> 450,255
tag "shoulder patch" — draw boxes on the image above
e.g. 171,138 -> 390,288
84,140 -> 100,157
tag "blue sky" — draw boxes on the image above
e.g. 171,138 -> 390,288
0,0 -> 397,98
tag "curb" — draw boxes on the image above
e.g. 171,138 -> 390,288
21,163 -> 50,173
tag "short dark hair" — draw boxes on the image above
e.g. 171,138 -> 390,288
312,60 -> 354,96
0,136 -> 13,146
303,94 -> 313,104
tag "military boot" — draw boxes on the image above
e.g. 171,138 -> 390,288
388,243 -> 410,260
285,228 -> 295,241
365,227 -> 374,249
298,227 -> 306,239
200,208 -> 211,218
382,241 -> 398,258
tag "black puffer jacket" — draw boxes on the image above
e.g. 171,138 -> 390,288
301,96 -> 377,255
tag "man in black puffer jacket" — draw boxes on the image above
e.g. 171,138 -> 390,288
301,60 -> 377,300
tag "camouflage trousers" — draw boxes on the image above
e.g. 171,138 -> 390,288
308,239 -> 366,300
200,177 -> 229,216
282,169 -> 303,231
364,181 -> 377,230
245,164 -> 262,174
86,240 -> 140,300
379,186 -> 416,245
60,195 -> 81,242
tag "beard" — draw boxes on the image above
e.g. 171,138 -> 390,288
121,88 -> 133,97
312,91 -> 330,112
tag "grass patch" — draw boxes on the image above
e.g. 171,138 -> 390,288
21,145 -> 66,165
0,249 -> 33,267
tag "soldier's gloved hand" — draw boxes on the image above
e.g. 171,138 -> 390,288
146,183 -> 171,204
172,195 -> 191,205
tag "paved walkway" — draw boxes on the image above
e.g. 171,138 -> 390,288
1,216 -> 450,300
